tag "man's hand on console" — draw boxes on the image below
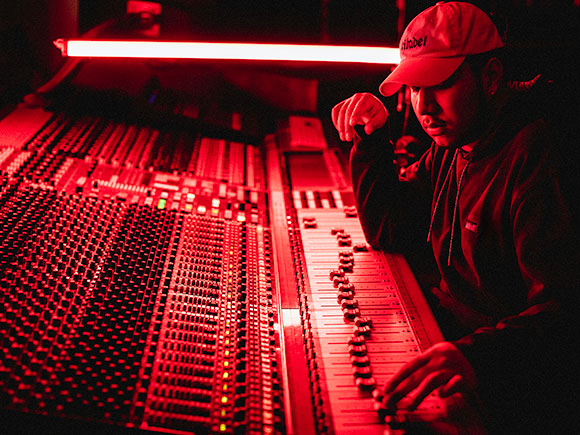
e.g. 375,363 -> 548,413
375,342 -> 477,413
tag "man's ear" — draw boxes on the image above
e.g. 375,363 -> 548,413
481,57 -> 504,98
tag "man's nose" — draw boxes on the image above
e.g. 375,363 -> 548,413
414,88 -> 435,115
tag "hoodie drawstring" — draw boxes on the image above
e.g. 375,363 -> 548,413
427,149 -> 458,243
426,148 -> 471,267
448,157 -> 470,266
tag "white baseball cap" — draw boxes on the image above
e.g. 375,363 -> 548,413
379,1 -> 504,96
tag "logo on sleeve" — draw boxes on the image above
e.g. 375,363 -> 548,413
465,219 -> 479,233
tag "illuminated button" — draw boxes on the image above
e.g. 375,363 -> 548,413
186,193 -> 196,203
160,191 -> 169,199
157,198 -> 166,209
292,191 -> 302,209
184,203 -> 193,212
237,213 -> 246,222
197,205 -> 207,214
332,190 -> 344,208
212,198 -> 220,208
219,183 -> 227,198
305,191 -> 316,208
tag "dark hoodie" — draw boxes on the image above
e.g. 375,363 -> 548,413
350,87 -> 580,433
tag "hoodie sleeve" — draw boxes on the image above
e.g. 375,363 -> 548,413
452,121 -> 580,431
349,126 -> 433,251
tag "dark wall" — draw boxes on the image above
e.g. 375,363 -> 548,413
1,0 -> 78,108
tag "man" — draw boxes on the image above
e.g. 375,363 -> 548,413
331,2 -> 580,433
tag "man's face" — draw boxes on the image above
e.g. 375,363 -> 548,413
410,62 -> 484,148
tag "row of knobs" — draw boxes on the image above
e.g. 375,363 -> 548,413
328,227 -> 376,392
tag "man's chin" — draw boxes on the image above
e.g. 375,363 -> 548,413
432,136 -> 455,148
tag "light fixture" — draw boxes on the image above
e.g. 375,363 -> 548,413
54,39 -> 400,65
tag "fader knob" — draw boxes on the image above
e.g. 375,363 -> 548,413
337,288 -> 355,302
354,316 -> 373,327
348,343 -> 367,356
353,325 -> 372,337
329,269 -> 344,280
351,355 -> 371,367
353,365 -> 372,378
356,376 -> 376,391
342,307 -> 361,320
341,299 -> 358,310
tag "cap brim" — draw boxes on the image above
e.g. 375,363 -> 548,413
379,56 -> 465,96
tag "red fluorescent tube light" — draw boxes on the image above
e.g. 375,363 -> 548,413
54,39 -> 400,65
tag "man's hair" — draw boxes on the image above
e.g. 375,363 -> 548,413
464,47 -> 510,81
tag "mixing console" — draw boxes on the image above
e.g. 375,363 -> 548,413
0,100 -> 481,434
0,106 -> 279,434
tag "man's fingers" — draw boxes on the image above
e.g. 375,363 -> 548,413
438,374 -> 465,398
383,353 -> 429,395
383,360 -> 431,408
408,370 -> 451,410
331,93 -> 388,141
331,99 -> 356,140
375,343 -> 476,420
336,97 -> 358,141
330,102 -> 343,132
363,107 -> 384,135
349,97 -> 375,126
